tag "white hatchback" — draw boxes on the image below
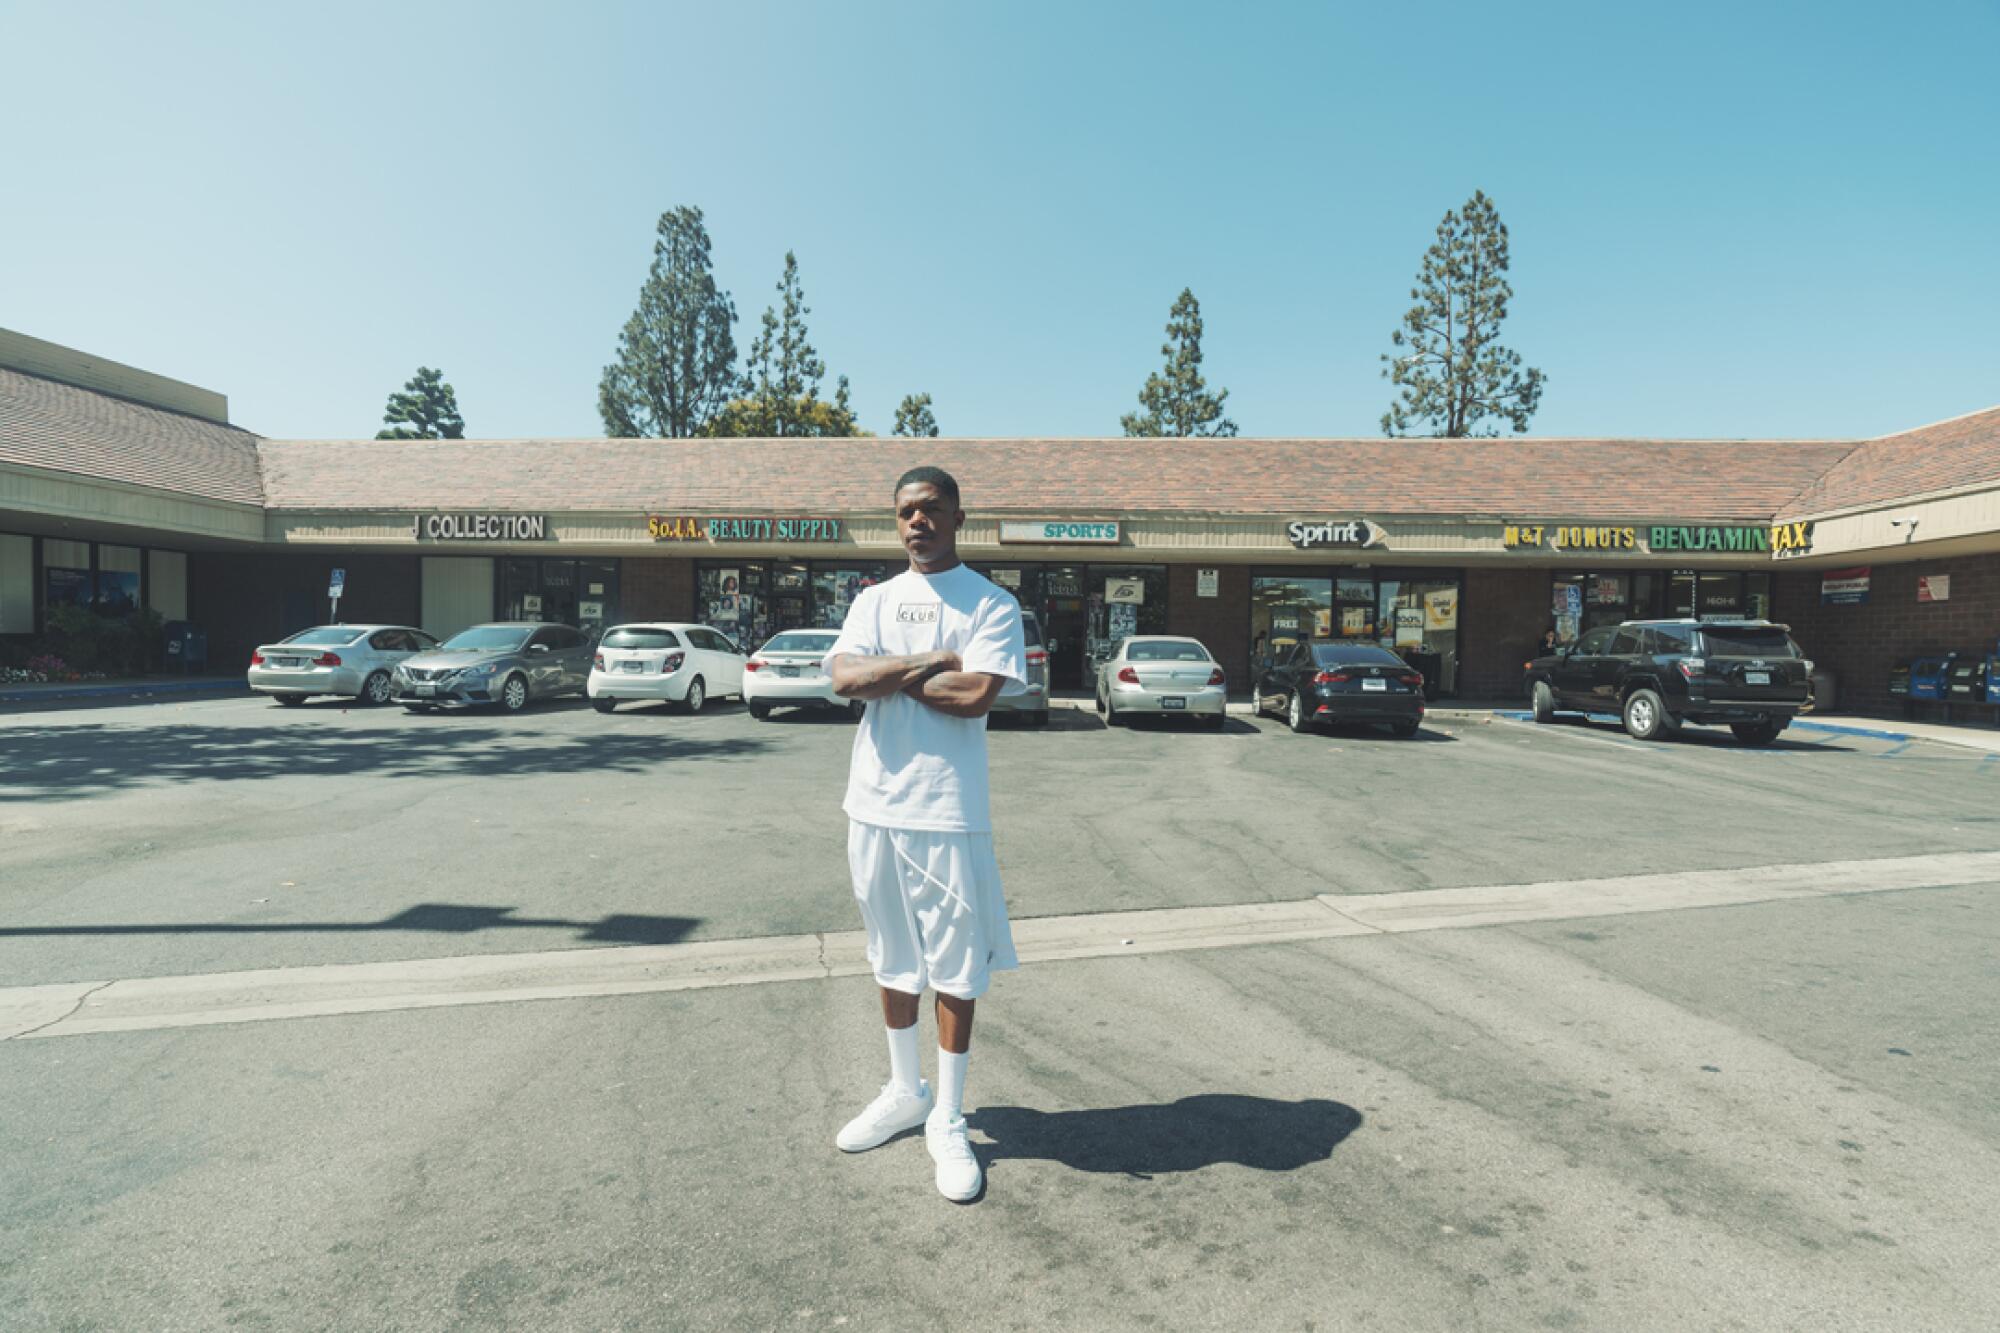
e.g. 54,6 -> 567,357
587,622 -> 747,714
743,628 -> 861,721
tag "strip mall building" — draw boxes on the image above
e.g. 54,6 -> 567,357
4,328 -> 1998,712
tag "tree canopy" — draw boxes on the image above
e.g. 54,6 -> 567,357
705,252 -> 861,437
1121,289 -> 1237,437
1380,189 -> 1546,437
598,206 -> 739,437
893,392 -> 939,438
375,366 -> 465,440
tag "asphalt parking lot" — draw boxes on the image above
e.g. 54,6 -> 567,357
4,694 -> 1999,1330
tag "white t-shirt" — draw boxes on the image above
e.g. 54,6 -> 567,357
827,565 -> 1026,833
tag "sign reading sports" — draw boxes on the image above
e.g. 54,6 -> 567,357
998,520 -> 1121,545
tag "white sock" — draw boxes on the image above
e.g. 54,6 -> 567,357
936,1047 -> 969,1122
886,1024 -> 921,1094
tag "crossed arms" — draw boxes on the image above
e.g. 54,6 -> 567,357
828,651 -> 1007,719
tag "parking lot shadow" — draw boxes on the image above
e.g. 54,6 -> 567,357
0,723 -> 770,800
0,902 -> 699,946
971,1095 -> 1362,1180
1099,713 -> 1261,735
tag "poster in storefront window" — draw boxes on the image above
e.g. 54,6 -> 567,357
1337,578 -> 1373,602
1314,609 -> 1332,637
990,568 -> 1021,590
93,570 -> 140,615
1423,588 -> 1458,631
1341,607 -> 1367,636
45,566 -> 90,610
1394,608 -> 1425,647
1109,602 -> 1138,645
713,594 -> 739,621
1105,578 -> 1145,605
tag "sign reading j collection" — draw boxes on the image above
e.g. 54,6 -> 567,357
647,516 -> 843,542
415,513 -> 547,541
998,520 -> 1121,545
1287,518 -> 1385,550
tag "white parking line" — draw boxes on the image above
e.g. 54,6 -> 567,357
6,850 -> 1998,1042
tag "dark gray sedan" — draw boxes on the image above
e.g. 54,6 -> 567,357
392,622 -> 595,713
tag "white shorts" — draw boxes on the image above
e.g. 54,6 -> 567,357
847,820 -> 1019,1000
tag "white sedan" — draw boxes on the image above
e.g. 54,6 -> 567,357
587,622 -> 747,714
743,629 -> 862,721
1097,634 -> 1228,729
248,624 -> 437,706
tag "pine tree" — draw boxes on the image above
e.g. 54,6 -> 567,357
1380,189 -> 1546,437
376,366 -> 465,440
706,252 -> 861,436
1121,289 -> 1237,437
894,392 -> 939,438
598,206 -> 738,437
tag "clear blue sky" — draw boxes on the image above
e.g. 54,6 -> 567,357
4,0 -> 1996,442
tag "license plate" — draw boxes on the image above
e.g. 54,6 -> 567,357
1362,678 -> 1388,692
779,666 -> 800,678
414,683 -> 436,697
272,657 -> 300,668
620,661 -> 645,673
1745,671 -> 1770,685
1160,696 -> 1186,709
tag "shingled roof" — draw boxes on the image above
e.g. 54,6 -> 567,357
0,365 -> 265,506
257,433 -> 1858,522
1779,405 -> 2000,518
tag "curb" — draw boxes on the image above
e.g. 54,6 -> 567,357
0,679 -> 251,706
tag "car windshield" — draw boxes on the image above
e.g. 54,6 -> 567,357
1311,644 -> 1404,668
601,627 -> 681,650
1700,626 -> 1800,658
281,627 -> 366,647
439,627 -> 530,652
1127,640 -> 1207,662
765,632 -> 837,655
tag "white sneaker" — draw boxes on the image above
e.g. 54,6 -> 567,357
836,1080 -> 932,1153
926,1112 -> 983,1202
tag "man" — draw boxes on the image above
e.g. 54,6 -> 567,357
825,466 -> 1026,1203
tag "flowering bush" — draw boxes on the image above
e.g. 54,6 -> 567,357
0,655 -> 109,685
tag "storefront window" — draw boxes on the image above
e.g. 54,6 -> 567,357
966,562 -> 1167,690
95,545 -> 142,616
1376,576 -> 1461,696
814,565 -> 892,627
43,538 -> 92,613
500,558 -> 620,632
1251,574 -> 1331,674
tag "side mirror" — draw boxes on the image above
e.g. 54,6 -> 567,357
529,643 -> 549,654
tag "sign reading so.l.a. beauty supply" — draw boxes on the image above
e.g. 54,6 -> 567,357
647,516 -> 843,542
998,520 -> 1121,545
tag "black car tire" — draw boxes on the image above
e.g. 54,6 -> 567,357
749,702 -> 771,720
359,672 -> 392,706
683,676 -> 706,714
1095,688 -> 1106,715
1530,680 -> 1556,723
1288,691 -> 1311,734
1732,719 -> 1784,746
1622,688 -> 1672,741
275,693 -> 307,707
498,674 -> 529,713
1104,698 -> 1123,727
1391,718 -> 1421,738
594,699 -> 617,714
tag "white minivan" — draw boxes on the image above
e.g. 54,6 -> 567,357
587,622 -> 747,714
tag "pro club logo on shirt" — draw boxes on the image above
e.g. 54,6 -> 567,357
896,603 -> 940,624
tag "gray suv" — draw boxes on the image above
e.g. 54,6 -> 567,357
988,609 -> 1051,726
393,621 -> 595,713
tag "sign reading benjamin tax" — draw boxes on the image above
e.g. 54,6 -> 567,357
1288,518 -> 1384,550
647,516 -> 842,542
998,520 -> 1121,545
415,513 -> 548,541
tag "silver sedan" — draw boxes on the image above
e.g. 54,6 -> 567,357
1096,635 -> 1228,729
248,624 -> 438,706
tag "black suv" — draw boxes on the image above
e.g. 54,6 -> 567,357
1524,619 -> 1811,744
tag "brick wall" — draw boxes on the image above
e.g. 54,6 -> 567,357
1166,563 -> 1252,690
189,552 -> 421,670
1460,567 -> 1548,699
1774,552 -> 2000,715
623,556 -> 695,623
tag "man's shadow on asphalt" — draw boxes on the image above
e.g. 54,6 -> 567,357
970,1095 -> 1362,1180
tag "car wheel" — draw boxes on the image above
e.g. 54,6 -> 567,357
683,676 -> 706,714
275,693 -> 307,707
749,702 -> 771,720
1530,680 -> 1556,723
1622,688 -> 1670,741
1731,719 -> 1783,746
358,671 -> 392,706
848,699 -> 866,722
1392,718 -> 1420,738
1095,687 -> 1106,715
594,699 -> 617,714
1104,697 -> 1122,727
498,674 -> 529,713
1288,692 -> 1310,734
